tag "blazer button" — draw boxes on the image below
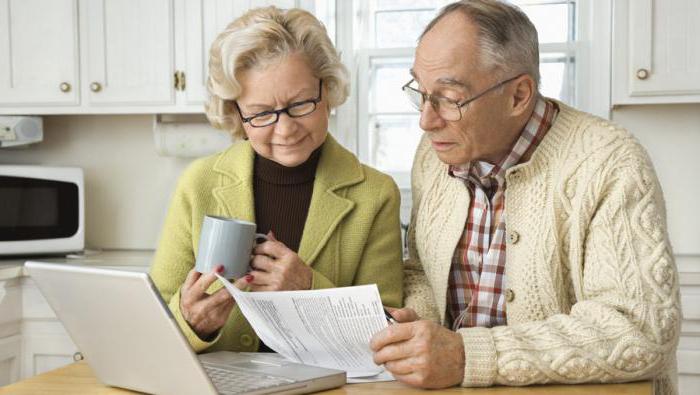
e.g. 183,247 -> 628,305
507,230 -> 520,244
505,288 -> 515,303
241,334 -> 253,347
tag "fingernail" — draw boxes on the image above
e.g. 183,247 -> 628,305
216,265 -> 224,273
245,274 -> 254,283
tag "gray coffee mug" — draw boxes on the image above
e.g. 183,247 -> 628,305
195,215 -> 268,279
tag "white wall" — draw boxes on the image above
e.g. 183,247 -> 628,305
0,115 -> 192,250
0,104 -> 698,256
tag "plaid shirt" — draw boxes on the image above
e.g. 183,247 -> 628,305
447,98 -> 558,329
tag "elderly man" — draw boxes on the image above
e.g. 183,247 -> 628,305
370,1 -> 681,393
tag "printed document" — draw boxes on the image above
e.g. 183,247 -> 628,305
216,275 -> 388,378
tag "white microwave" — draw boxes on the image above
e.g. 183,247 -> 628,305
0,165 -> 84,256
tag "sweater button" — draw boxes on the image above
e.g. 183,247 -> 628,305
505,288 -> 515,303
507,230 -> 520,244
241,334 -> 253,347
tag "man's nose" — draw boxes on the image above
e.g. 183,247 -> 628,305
419,102 -> 446,132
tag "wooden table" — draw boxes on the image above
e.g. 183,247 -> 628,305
0,362 -> 652,394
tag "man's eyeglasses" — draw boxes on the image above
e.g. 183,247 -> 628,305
401,74 -> 523,121
236,80 -> 323,128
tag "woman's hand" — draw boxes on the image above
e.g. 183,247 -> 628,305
249,233 -> 313,291
180,266 -> 250,340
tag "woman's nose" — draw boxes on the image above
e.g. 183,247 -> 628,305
273,112 -> 298,136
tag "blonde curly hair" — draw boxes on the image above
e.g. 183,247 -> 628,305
205,6 -> 349,139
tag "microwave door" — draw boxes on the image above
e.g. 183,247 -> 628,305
0,175 -> 79,243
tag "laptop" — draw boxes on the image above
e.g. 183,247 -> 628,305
25,261 -> 346,395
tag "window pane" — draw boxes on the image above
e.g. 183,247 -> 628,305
539,53 -> 574,104
313,0 -> 335,45
374,0 -> 439,11
375,10 -> 435,48
371,58 -> 414,113
370,115 -> 423,173
539,61 -> 565,100
514,2 -> 570,43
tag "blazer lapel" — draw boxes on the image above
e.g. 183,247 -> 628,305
211,141 -> 256,223
210,136 -> 364,268
297,135 -> 364,267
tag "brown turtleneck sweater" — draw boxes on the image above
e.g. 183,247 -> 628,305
253,146 -> 321,254
252,147 -> 321,353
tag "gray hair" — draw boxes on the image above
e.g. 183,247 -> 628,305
421,0 -> 540,89
206,6 -> 349,139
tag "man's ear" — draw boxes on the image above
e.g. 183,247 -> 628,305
510,74 -> 536,116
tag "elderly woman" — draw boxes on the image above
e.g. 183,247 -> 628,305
150,6 -> 403,353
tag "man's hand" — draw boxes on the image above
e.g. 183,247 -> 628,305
384,306 -> 420,323
370,320 -> 465,389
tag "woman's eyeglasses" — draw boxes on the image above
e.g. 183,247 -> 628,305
237,80 -> 323,128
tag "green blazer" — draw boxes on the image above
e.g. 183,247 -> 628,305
150,134 -> 403,352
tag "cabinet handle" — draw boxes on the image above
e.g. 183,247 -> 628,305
174,70 -> 186,91
636,68 -> 650,80
90,82 -> 103,92
73,352 -> 84,361
59,82 -> 72,93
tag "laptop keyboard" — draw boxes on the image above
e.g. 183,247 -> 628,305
203,363 -> 298,394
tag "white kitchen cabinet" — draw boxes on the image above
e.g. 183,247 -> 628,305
0,335 -> 21,386
0,0 -> 79,106
179,0 -> 240,106
0,0 -> 322,114
178,0 -> 316,106
612,0 -> 700,104
21,331 -> 77,378
0,276 -> 22,387
678,256 -> 700,395
0,252 -> 153,386
81,0 -> 175,107
19,277 -> 78,379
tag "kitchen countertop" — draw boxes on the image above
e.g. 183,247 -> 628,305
0,250 -> 154,281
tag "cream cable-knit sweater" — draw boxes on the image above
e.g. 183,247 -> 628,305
403,101 -> 680,394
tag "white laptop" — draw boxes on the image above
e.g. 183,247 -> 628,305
25,261 -> 346,395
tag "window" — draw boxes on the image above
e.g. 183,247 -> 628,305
346,0 -> 579,188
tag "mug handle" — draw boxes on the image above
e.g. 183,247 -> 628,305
254,233 -> 269,244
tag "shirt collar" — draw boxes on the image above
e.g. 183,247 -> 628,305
448,97 -> 558,185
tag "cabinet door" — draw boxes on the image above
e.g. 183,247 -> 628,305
20,278 -> 78,379
22,333 -> 78,378
613,0 -> 700,104
82,0 -> 175,106
181,0 -> 316,106
0,335 -> 21,386
0,0 -> 79,106
678,270 -> 700,395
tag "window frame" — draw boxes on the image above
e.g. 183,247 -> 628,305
332,0 -> 612,189
357,47 -> 417,188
